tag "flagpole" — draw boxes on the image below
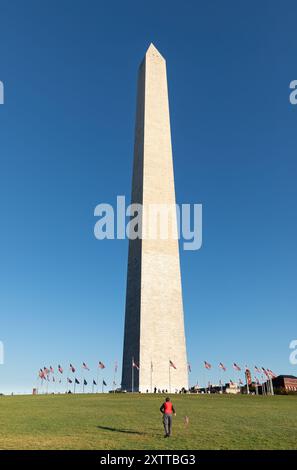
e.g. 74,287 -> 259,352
113,361 -> 117,393
132,357 -> 134,393
150,360 -> 153,393
270,377 -> 274,396
168,359 -> 171,393
265,375 -> 270,395
262,376 -> 265,395
96,367 -> 99,393
187,363 -> 190,390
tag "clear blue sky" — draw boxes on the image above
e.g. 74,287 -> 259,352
0,0 -> 296,394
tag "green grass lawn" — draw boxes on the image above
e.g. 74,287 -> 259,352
0,393 -> 296,450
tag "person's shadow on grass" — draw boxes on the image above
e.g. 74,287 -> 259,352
97,425 -> 145,435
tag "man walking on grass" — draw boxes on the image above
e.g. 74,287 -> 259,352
160,396 -> 176,437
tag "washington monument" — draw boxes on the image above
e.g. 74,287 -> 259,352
121,44 -> 188,393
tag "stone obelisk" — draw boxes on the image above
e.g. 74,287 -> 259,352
121,44 -> 188,392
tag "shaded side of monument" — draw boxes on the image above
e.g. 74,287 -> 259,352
121,44 -> 188,393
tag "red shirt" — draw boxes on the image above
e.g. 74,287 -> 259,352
163,401 -> 173,414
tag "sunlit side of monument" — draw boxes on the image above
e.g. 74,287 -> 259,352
121,44 -> 188,392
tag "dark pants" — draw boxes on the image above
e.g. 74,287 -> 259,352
163,413 -> 172,436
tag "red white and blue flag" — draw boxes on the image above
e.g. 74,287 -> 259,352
98,361 -> 105,369
204,361 -> 211,369
233,363 -> 241,371
58,365 -> 63,374
245,368 -> 252,385
169,360 -> 177,369
267,369 -> 277,378
132,359 -> 139,370
219,362 -> 226,371
70,364 -> 75,373
82,362 -> 90,370
262,367 -> 270,378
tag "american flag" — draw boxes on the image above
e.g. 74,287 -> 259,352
132,359 -> 139,370
49,366 -> 54,374
239,378 -> 243,385
70,364 -> 75,373
58,365 -> 63,374
44,366 -> 50,375
188,363 -> 191,373
245,368 -> 252,385
233,363 -> 241,371
98,361 -> 105,369
204,361 -> 211,370
262,367 -> 270,378
254,366 -> 261,374
39,369 -> 45,379
67,378 -> 72,384
230,379 -> 234,386
267,369 -> 277,378
219,362 -> 226,371
169,360 -> 177,369
82,362 -> 90,371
